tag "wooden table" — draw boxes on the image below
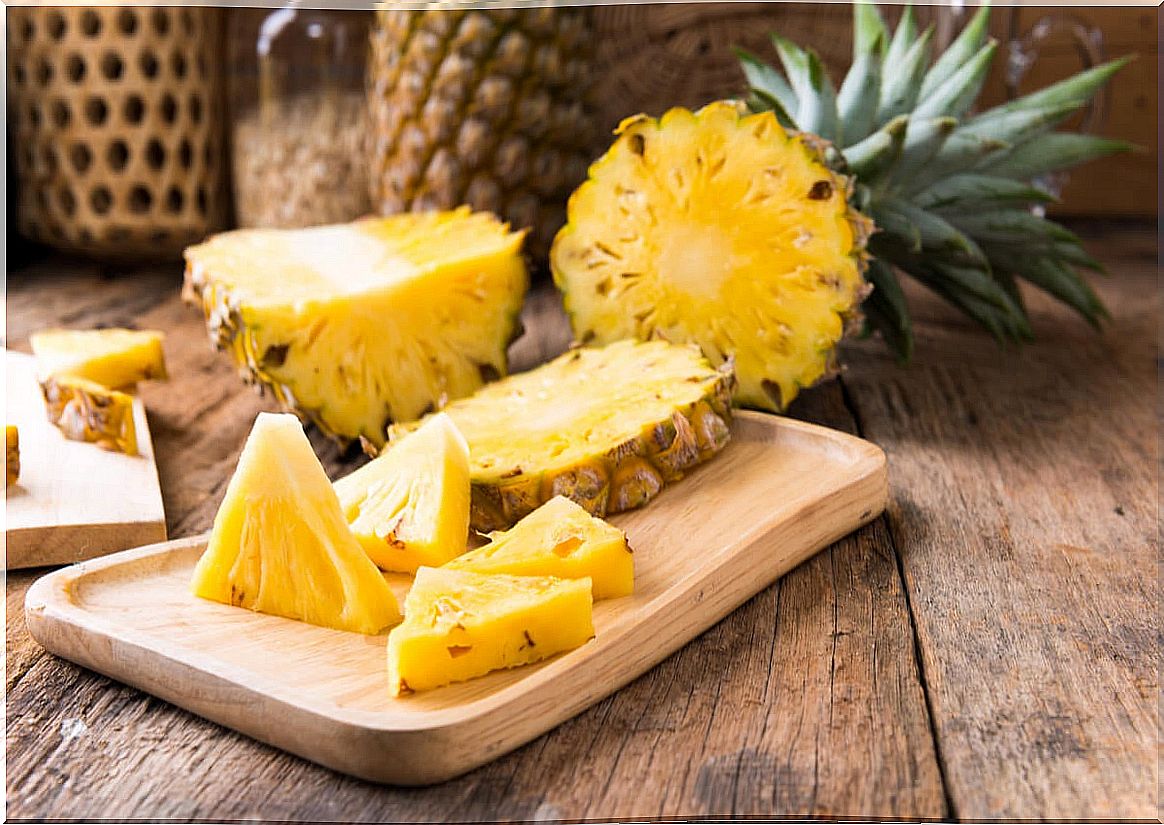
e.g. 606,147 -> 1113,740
5,224 -> 1158,820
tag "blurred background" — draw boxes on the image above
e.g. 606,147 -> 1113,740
5,4 -> 1156,268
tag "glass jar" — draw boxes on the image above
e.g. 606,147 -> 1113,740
228,8 -> 370,228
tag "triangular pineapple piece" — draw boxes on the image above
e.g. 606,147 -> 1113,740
334,412 -> 470,574
31,328 -> 167,389
40,375 -> 138,455
191,412 -> 401,634
387,567 -> 594,695
446,496 -> 634,599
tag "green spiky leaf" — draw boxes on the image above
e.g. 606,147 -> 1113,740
913,40 -> 997,121
844,115 -> 908,183
945,210 -> 1079,245
877,25 -> 933,124
862,259 -> 914,362
735,47 -> 798,117
890,117 -> 957,185
770,35 -> 839,141
970,56 -> 1133,126
995,256 -> 1108,328
979,133 -> 1132,179
746,88 -> 799,131
836,32 -> 883,145
919,3 -> 992,99
915,174 -> 1057,211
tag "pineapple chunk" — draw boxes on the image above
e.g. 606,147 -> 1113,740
183,208 -> 528,447
446,496 -> 633,599
191,412 -> 401,634
6,425 -> 19,486
334,412 -> 471,574
387,567 -> 594,695
31,328 -> 167,389
40,375 -> 138,455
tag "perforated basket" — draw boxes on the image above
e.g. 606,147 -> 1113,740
6,7 -> 227,260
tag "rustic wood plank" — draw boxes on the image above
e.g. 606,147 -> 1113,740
838,224 -> 1159,819
5,259 -> 942,817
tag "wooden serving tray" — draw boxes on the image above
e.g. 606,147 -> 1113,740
24,412 -> 886,785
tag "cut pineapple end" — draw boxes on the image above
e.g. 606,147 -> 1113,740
40,375 -> 138,456
387,566 -> 594,695
447,496 -> 634,600
334,412 -> 471,574
31,328 -> 167,389
552,102 -> 868,411
6,425 -> 19,486
191,412 -> 401,634
183,208 -> 528,446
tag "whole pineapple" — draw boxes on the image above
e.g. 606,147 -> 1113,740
368,8 -> 596,259
553,2 -> 1127,411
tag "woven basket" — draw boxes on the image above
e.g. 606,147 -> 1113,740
6,7 -> 227,260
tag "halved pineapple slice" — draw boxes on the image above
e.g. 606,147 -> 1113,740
388,339 -> 736,531
183,208 -> 528,448
446,496 -> 633,599
334,412 -> 470,574
190,412 -> 401,634
40,376 -> 138,455
31,328 -> 167,389
387,566 -> 594,695
6,425 -> 19,486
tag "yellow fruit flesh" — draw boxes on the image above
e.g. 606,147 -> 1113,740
183,209 -> 528,446
31,328 -> 167,389
40,375 -> 138,456
190,412 -> 401,634
6,425 -> 19,485
387,567 -> 594,695
334,413 -> 471,574
552,102 -> 868,411
447,496 -> 633,600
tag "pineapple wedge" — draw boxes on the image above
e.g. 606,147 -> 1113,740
389,339 -> 736,531
183,208 -> 528,448
31,328 -> 167,388
40,375 -> 138,455
334,412 -> 471,574
6,425 -> 19,485
191,412 -> 401,634
387,566 -> 594,695
446,496 -> 633,599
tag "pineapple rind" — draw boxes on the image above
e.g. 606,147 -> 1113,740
388,340 -> 736,531
183,210 -> 529,448
552,102 -> 870,412
6,425 -> 19,486
39,375 -> 138,456
386,566 -> 594,695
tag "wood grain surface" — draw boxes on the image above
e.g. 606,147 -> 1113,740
4,223 -> 1157,819
5,351 -> 166,569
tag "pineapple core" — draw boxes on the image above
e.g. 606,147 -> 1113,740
334,412 -> 471,574
387,566 -> 594,695
447,496 -> 634,600
190,412 -> 401,634
183,208 -> 528,447
31,328 -> 167,389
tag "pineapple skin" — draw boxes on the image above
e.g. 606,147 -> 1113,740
387,566 -> 594,695
389,341 -> 736,532
552,103 -> 871,412
6,426 -> 19,486
446,496 -> 634,600
40,376 -> 138,456
182,212 -> 528,448
367,7 -> 596,259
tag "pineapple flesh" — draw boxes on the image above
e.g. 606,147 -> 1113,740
30,328 -> 167,388
388,339 -> 736,531
446,495 -> 633,600
40,376 -> 138,455
190,412 -> 401,635
6,426 -> 19,486
334,412 -> 471,574
387,566 -> 594,695
552,102 -> 870,412
183,209 -> 528,448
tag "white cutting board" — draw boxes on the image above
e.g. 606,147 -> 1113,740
5,350 -> 166,568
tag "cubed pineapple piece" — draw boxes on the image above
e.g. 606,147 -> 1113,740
387,567 -> 594,695
40,375 -> 138,456
31,328 -> 167,389
191,412 -> 401,634
446,496 -> 633,599
334,412 -> 470,574
6,425 -> 19,485
183,208 -> 528,448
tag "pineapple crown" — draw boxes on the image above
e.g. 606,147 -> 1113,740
737,1 -> 1132,361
